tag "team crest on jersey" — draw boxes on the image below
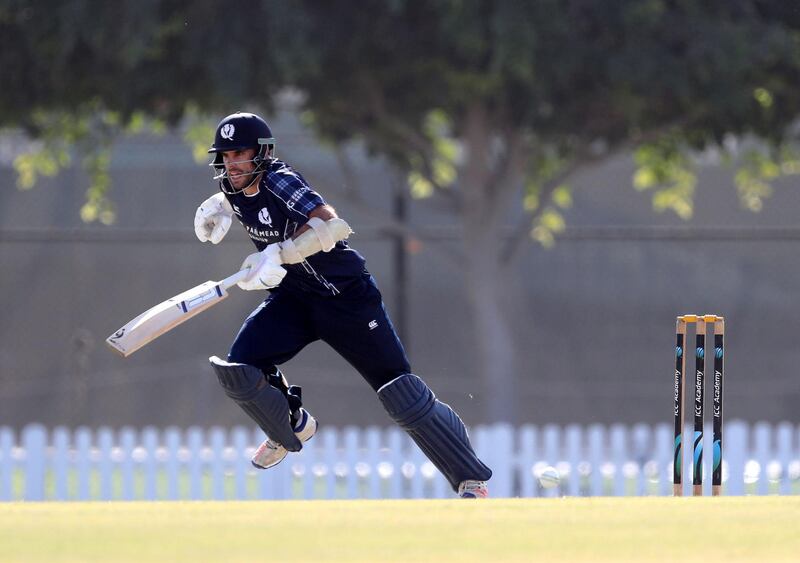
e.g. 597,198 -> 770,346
221,124 -> 235,140
258,207 -> 273,226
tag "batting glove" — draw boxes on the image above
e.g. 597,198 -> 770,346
238,243 -> 287,291
194,192 -> 234,244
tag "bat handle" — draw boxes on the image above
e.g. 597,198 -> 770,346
220,268 -> 251,289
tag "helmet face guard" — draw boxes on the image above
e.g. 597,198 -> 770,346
208,112 -> 276,193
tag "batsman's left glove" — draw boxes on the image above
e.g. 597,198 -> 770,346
237,243 -> 287,291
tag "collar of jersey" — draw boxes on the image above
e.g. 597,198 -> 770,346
242,177 -> 262,197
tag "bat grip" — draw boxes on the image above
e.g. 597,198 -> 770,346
220,268 -> 251,289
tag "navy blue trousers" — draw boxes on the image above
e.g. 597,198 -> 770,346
228,275 -> 411,391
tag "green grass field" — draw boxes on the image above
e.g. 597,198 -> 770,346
0,497 -> 797,562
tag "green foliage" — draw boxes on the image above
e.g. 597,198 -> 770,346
280,0 -> 800,239
407,110 -> 460,198
10,103 -> 167,224
633,140 -> 697,220
408,171 -> 435,199
13,144 -> 70,191
524,151 -> 573,247
1,0 -> 288,222
182,106 -> 217,164
3,1 -> 800,230
80,147 -> 114,224
734,147 -> 800,212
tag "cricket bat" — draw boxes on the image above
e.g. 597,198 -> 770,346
106,218 -> 353,357
105,268 -> 250,357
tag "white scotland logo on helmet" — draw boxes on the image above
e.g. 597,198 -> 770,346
258,207 -> 273,226
221,124 -> 235,140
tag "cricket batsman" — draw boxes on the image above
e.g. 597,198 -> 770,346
194,112 -> 492,498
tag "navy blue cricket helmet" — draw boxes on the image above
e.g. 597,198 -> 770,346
208,112 -> 276,189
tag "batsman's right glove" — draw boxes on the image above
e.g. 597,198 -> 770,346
194,192 -> 234,244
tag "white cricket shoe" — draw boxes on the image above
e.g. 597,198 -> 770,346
251,408 -> 317,470
458,480 -> 489,498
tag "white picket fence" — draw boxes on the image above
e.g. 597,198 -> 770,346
0,421 -> 797,501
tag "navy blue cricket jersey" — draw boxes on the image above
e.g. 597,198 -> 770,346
221,159 -> 411,389
222,159 -> 367,296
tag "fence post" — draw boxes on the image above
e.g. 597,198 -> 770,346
365,427 -> 382,499
97,427 -> 114,500
726,420 -> 747,495
409,432 -> 428,499
518,425 -> 537,498
52,427 -> 70,501
753,422 -> 771,495
610,424 -> 627,496
272,433 -> 294,500
142,427 -> 159,500
231,427 -> 249,500
488,424 -> 514,498
0,427 -> 13,500
119,427 -> 137,501
300,427 -> 317,500
386,428 -> 404,499
776,422 -> 793,495
23,425 -> 46,501
542,425 -> 562,498
565,425 -> 582,497
75,427 -> 92,501
344,427 -> 360,499
654,423 -> 671,496
165,427 -> 182,500
209,427 -> 226,500
631,424 -> 650,496
588,425 -> 605,496
321,428 -> 338,499
187,427 -> 204,500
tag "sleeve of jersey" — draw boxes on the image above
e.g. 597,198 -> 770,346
266,166 -> 326,221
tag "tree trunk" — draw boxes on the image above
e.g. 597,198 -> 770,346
459,103 -> 520,423
461,240 -> 517,422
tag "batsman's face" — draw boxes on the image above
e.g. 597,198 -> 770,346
222,148 -> 258,190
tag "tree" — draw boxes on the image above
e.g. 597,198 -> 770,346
0,0 -> 290,221
3,0 -> 800,420
273,0 -> 800,420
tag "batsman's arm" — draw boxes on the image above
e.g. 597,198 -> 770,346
279,205 -> 353,264
105,208 -> 351,357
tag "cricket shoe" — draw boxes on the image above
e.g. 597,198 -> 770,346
251,408 -> 317,470
458,480 -> 489,498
